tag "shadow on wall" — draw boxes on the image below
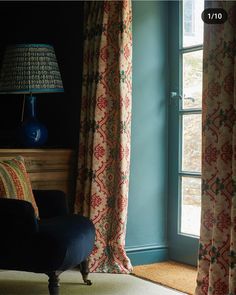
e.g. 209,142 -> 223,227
0,2 -> 84,148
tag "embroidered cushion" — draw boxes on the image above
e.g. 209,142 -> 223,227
0,156 -> 39,218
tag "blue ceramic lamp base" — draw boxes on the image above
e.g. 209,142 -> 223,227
19,95 -> 48,147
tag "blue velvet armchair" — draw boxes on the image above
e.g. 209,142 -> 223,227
0,190 -> 95,295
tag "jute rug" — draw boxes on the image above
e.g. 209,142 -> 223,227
132,261 -> 197,295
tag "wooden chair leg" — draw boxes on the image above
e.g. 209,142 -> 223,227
46,271 -> 60,295
79,259 -> 92,285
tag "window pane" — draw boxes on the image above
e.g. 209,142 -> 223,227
182,114 -> 201,172
182,50 -> 203,109
183,0 -> 204,47
181,176 -> 201,236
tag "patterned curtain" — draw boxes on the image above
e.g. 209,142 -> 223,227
195,2 -> 236,294
74,0 -> 132,274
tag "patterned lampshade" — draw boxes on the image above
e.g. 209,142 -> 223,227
0,43 -> 64,94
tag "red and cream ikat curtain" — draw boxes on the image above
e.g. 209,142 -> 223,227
195,2 -> 236,294
74,0 -> 132,273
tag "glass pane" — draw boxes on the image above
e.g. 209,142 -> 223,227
183,0 -> 204,47
181,176 -> 201,236
182,114 -> 201,172
182,50 -> 203,109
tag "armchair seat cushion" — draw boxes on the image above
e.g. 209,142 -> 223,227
0,215 -> 95,273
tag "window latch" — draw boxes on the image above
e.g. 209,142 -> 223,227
170,92 -> 182,100
170,92 -> 195,103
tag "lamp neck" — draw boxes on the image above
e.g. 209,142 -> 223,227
25,95 -> 36,119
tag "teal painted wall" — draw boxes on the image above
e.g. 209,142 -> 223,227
126,1 -> 169,265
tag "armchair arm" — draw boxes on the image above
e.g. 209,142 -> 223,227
33,190 -> 69,219
0,198 -> 38,236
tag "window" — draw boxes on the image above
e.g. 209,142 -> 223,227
180,0 -> 204,236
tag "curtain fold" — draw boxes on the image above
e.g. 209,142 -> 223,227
74,0 -> 132,274
195,2 -> 236,294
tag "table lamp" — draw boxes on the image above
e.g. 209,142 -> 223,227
0,43 -> 64,147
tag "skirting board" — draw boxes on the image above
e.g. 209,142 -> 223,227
126,244 -> 168,266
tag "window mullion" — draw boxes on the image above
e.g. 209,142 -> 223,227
179,109 -> 202,114
181,44 -> 203,53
